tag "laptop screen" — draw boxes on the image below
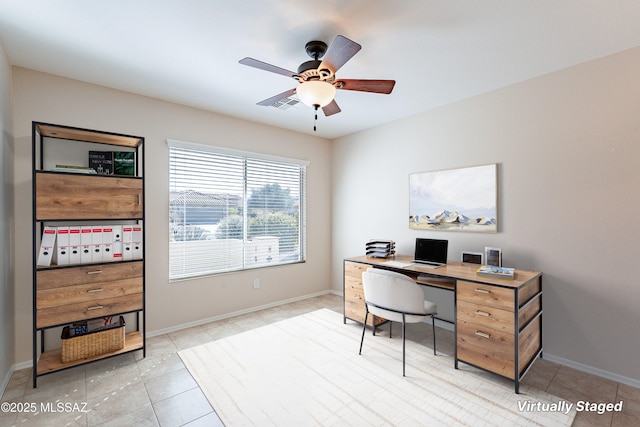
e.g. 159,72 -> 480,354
414,238 -> 448,265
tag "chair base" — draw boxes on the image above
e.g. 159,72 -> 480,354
359,306 -> 437,376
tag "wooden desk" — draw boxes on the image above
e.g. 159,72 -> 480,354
343,255 -> 543,393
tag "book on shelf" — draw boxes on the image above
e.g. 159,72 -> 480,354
50,165 -> 97,174
476,265 -> 515,279
114,151 -> 135,176
64,316 -> 123,337
37,226 -> 57,267
89,150 -> 136,176
88,151 -> 114,175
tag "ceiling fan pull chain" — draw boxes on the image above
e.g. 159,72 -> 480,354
313,104 -> 319,132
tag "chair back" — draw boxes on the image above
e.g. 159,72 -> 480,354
362,268 -> 426,322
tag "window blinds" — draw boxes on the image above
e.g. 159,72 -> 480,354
168,140 -> 307,280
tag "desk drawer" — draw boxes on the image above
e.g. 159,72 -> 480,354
344,275 -> 363,296
37,262 -> 143,290
457,319 -> 515,379
344,261 -> 368,279
344,298 -> 385,327
457,300 -> 513,334
37,294 -> 143,328
344,298 -> 366,322
457,280 -> 514,311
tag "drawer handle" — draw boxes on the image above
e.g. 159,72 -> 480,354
474,288 -> 490,294
87,288 -> 103,293
86,270 -> 103,275
138,194 -> 141,205
87,305 -> 104,311
475,331 -> 491,339
475,310 -> 490,317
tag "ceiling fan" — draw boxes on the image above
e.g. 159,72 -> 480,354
239,35 -> 395,129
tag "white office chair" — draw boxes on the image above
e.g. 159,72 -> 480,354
359,267 -> 437,376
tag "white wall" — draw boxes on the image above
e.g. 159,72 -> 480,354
332,47 -> 640,385
0,42 -> 14,392
12,68 -> 333,364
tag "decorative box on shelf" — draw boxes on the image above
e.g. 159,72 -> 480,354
60,316 -> 125,363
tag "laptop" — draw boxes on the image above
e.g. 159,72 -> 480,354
413,238 -> 448,268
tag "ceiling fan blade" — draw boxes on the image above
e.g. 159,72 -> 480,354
322,99 -> 341,116
319,35 -> 361,74
256,88 -> 297,106
239,57 -> 297,78
336,79 -> 396,94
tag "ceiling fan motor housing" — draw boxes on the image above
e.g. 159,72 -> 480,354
298,40 -> 333,81
297,59 -> 322,74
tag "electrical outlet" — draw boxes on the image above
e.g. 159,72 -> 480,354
253,278 -> 260,289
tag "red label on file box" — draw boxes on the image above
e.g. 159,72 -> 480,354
44,229 -> 55,234
58,229 -> 69,234
70,229 -> 80,234
103,228 -> 113,232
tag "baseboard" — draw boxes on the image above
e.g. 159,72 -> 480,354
543,352 -> 640,389
0,367 -> 11,398
434,318 -> 455,332
148,289 -> 338,338
0,360 -> 31,397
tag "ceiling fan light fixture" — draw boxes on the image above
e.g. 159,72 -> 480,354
296,80 -> 336,107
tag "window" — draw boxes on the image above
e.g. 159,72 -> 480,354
168,140 -> 307,280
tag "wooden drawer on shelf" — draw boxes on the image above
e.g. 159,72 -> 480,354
36,293 -> 143,328
457,280 -> 514,311
37,262 -> 143,290
344,261 -> 368,279
35,172 -> 143,220
457,319 -> 515,379
457,299 -> 514,334
36,277 -> 142,309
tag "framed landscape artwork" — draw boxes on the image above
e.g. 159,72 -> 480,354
409,164 -> 497,233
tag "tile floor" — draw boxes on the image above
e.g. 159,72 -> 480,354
1,293 -> 638,426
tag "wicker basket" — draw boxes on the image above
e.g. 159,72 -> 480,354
61,316 -> 125,363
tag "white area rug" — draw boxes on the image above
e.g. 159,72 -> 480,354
179,309 -> 574,426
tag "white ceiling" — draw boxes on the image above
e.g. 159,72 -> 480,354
1,1 -> 640,139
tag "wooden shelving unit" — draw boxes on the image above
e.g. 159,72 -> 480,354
32,122 -> 146,387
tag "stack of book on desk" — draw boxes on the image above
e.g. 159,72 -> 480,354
476,265 -> 515,279
365,240 -> 395,258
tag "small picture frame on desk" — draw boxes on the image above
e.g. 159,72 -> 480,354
461,251 -> 483,265
485,247 -> 502,266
